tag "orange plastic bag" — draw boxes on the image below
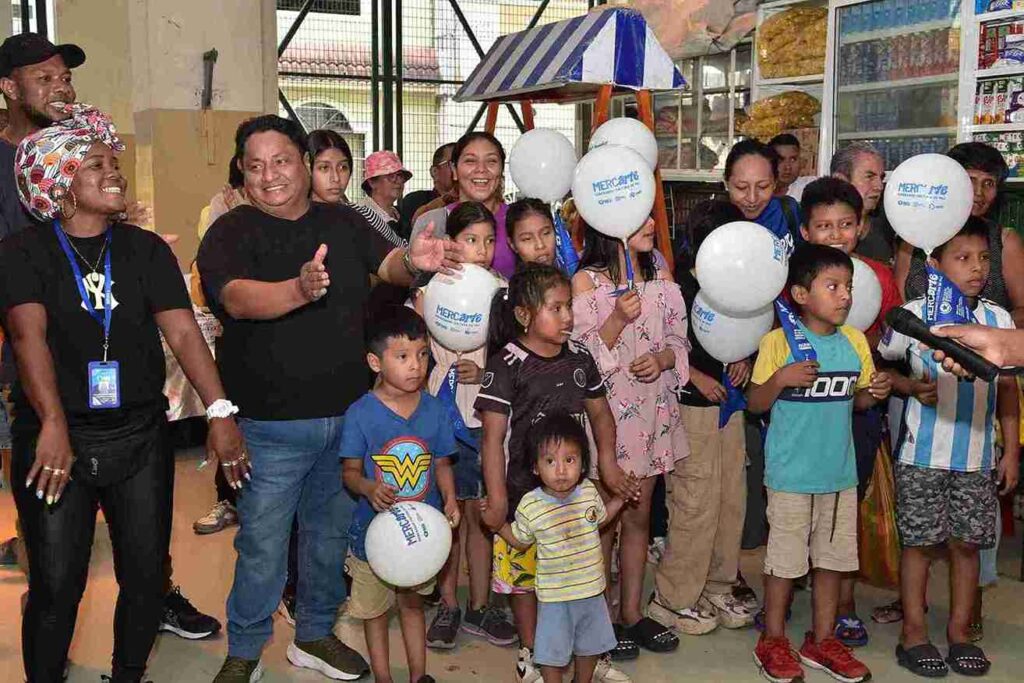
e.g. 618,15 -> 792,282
858,439 -> 901,590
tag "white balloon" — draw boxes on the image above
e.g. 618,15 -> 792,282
589,117 -> 659,171
695,221 -> 789,315
365,502 -> 453,588
571,145 -> 656,240
509,128 -> 578,203
691,292 -> 775,364
422,264 -> 499,352
883,153 -> 974,253
847,258 -> 882,332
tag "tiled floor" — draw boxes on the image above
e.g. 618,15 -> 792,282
2,447 -> 1024,682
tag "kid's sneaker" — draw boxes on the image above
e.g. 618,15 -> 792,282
753,633 -> 804,683
798,632 -> 871,683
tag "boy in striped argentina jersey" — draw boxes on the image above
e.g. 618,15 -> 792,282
486,412 -> 629,683
879,220 -> 1019,677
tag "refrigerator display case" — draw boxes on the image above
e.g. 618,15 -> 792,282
819,0 -> 964,173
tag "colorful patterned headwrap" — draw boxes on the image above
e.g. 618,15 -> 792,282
15,102 -> 126,221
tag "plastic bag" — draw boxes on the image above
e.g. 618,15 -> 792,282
858,439 -> 901,590
758,6 -> 827,78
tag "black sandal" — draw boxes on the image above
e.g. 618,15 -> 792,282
608,623 -> 639,661
625,616 -> 679,653
946,642 -> 991,677
896,643 -> 949,678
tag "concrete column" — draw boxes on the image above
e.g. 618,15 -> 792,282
54,0 -> 278,263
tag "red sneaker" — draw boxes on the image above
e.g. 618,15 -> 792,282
754,633 -> 805,683
798,633 -> 872,683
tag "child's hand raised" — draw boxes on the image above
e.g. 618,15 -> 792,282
774,360 -> 819,388
868,371 -> 892,401
455,359 -> 484,384
369,482 -> 398,512
613,290 -> 642,324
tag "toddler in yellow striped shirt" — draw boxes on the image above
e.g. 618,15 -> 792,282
485,411 -> 632,682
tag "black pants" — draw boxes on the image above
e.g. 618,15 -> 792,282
13,415 -> 173,683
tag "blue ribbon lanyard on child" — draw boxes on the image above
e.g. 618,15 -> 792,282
53,221 -> 120,409
923,264 -> 977,326
774,296 -> 817,363
718,370 -> 747,429
551,203 -> 579,277
437,362 -> 479,449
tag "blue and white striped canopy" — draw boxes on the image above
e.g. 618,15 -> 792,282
454,7 -> 687,103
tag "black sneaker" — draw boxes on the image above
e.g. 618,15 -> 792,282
427,603 -> 462,649
277,591 -> 296,627
159,585 -> 222,640
212,657 -> 263,683
461,604 -> 517,646
287,634 -> 369,680
0,536 -> 18,566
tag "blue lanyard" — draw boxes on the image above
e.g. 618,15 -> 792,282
774,296 -> 817,362
53,221 -> 113,361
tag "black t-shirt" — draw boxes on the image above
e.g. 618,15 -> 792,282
0,222 -> 190,431
0,139 -> 36,241
854,209 -> 897,265
197,202 -> 393,420
676,270 -> 724,408
474,339 -> 606,517
398,189 -> 439,233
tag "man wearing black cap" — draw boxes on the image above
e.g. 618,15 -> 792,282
0,32 -> 221,655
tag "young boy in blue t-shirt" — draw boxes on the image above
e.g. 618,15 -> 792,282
747,244 -> 891,683
340,307 -> 460,683
879,218 -> 1018,678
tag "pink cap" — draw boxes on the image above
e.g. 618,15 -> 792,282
363,150 -> 412,184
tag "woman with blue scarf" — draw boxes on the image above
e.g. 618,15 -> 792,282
723,139 -> 803,255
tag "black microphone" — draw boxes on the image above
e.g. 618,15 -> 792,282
885,308 -> 1000,382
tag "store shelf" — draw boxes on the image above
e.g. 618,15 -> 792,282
838,73 -> 958,93
976,9 -> 1024,24
757,73 -> 825,86
837,126 -> 956,140
967,122 -> 1024,133
975,65 -> 1024,79
845,19 -> 954,44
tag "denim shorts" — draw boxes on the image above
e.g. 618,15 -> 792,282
534,594 -> 617,667
453,428 -> 483,500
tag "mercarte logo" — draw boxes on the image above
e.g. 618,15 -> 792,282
388,505 -> 428,547
895,182 -> 949,210
436,306 -> 483,325
591,169 -> 643,205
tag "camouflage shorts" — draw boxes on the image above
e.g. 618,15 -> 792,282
894,462 -> 997,549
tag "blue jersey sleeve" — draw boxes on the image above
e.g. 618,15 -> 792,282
339,402 -> 368,460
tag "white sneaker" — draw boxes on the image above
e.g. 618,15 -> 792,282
516,646 -> 542,683
701,591 -> 754,629
646,594 -> 719,636
594,654 -> 632,682
193,500 -> 238,535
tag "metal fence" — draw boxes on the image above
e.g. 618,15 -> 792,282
277,0 -> 590,194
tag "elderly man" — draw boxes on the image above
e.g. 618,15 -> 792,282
199,115 -> 463,683
830,141 -> 895,264
0,32 -> 218,645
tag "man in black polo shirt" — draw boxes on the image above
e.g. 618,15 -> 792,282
0,32 -> 219,643
199,115 -> 463,682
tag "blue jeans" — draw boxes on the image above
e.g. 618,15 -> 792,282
227,416 -> 354,659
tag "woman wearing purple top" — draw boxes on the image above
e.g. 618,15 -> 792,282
412,132 -> 516,277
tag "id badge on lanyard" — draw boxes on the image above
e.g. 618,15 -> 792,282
54,222 -> 120,409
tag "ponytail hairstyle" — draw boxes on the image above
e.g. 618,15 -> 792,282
506,198 -> 553,239
579,222 -> 656,283
488,262 -> 571,353
446,201 -> 496,240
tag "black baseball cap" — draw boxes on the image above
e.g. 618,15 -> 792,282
0,33 -> 85,78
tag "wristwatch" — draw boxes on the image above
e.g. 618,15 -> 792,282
206,399 -> 239,420
402,248 -> 421,277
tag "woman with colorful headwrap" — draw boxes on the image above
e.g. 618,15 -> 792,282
0,103 -> 245,683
